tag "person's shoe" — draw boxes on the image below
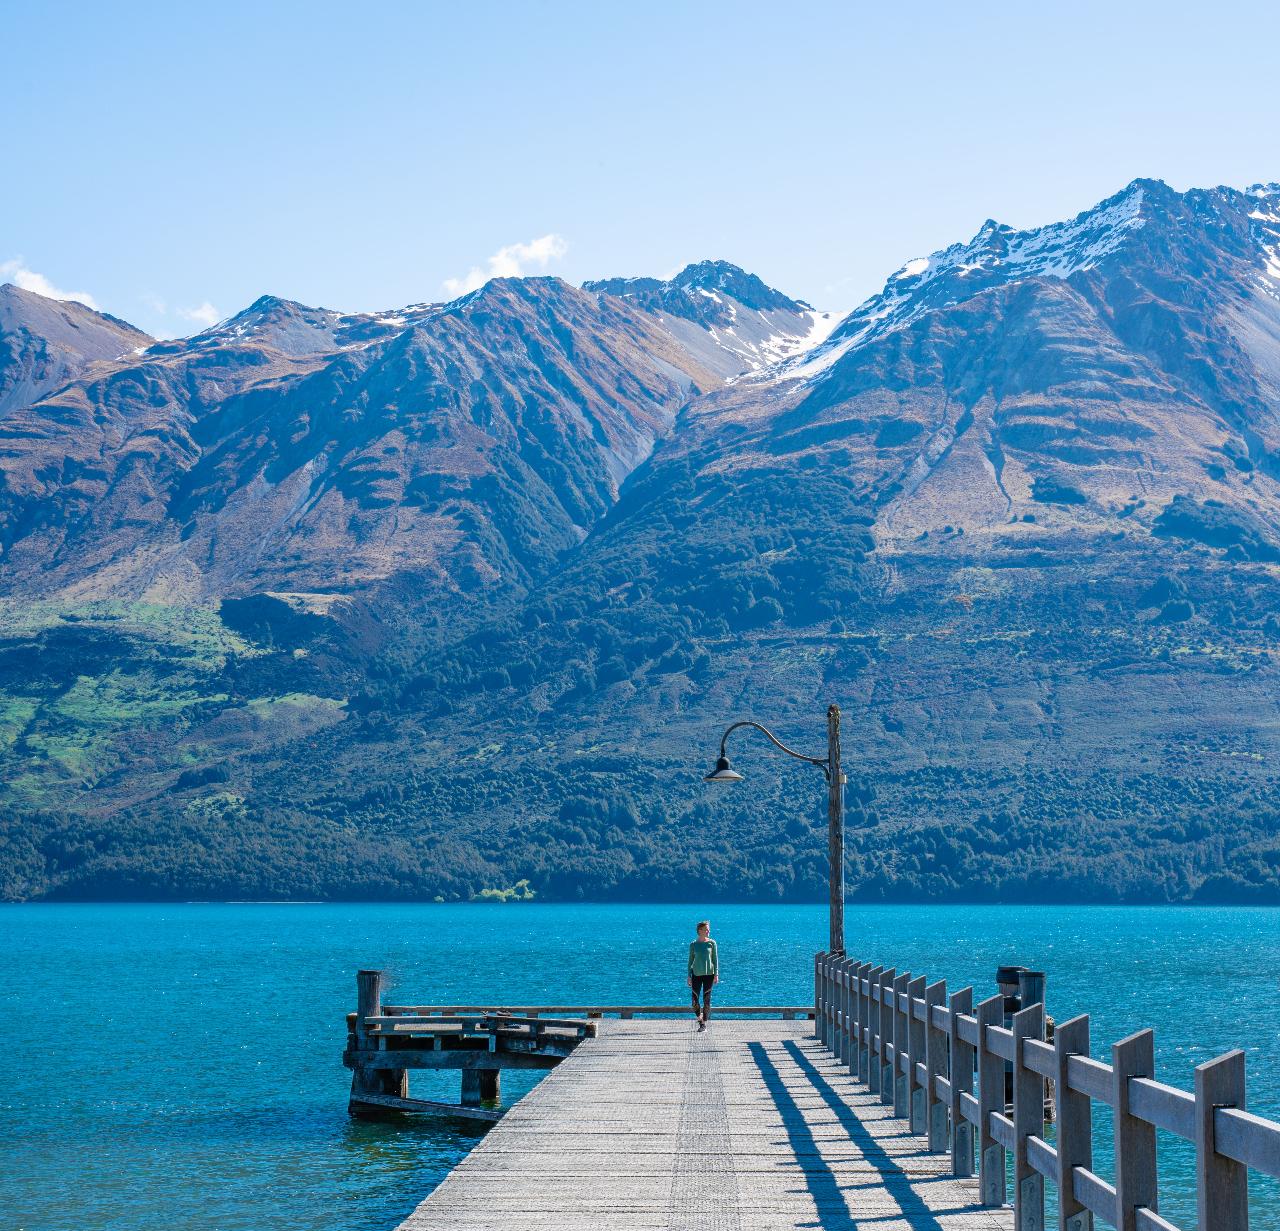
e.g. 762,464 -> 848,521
697,1019 -> 706,1032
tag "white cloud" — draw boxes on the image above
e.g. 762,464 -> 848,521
0,258 -> 100,309
176,301 -> 221,328
443,233 -> 568,297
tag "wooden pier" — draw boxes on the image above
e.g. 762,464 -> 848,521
347,955 -> 1280,1230
404,1017 -> 1010,1230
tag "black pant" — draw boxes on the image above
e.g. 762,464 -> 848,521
690,974 -> 714,1020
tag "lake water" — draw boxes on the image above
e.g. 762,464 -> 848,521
1,903 -> 1277,1230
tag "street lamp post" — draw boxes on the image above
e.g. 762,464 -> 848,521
703,703 -> 846,954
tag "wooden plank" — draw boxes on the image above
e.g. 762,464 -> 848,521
401,1018 -> 1013,1230
1128,1076 -> 1195,1140
346,1048 -> 563,1071
350,1092 -> 504,1123
1214,1104 -> 1280,1177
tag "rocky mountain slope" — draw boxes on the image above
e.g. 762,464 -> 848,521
3,181 -> 1280,903
0,284 -> 152,419
0,266 -> 822,620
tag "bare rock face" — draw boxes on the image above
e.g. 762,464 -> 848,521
0,267 -> 815,610
618,180 -> 1280,562
587,260 -> 836,379
0,284 -> 153,419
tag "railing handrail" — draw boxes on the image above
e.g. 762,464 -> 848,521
814,950 -> 1278,1231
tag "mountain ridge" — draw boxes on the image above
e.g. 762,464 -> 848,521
3,181 -> 1280,904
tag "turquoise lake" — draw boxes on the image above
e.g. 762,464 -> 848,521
1,903 -> 1277,1230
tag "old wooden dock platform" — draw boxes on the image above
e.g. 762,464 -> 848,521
399,1017 -> 1011,1230
349,953 -> 1280,1231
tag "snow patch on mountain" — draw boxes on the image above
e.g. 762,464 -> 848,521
783,183 -> 1151,382
1248,186 -> 1280,301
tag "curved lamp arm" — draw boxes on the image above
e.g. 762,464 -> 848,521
717,720 -> 830,780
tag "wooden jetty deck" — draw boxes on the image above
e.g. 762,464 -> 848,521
349,954 -> 1280,1231
402,1018 -> 1011,1230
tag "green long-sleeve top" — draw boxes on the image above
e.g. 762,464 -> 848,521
688,938 -> 718,977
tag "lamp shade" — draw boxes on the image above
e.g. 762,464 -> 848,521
703,755 -> 743,784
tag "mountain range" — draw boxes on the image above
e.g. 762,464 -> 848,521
3,180 -> 1280,904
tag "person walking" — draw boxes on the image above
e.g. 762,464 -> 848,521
687,919 -> 719,1031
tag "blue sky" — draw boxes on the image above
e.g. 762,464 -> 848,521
3,0 -> 1277,337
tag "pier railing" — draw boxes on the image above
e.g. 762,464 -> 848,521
815,952 -> 1280,1231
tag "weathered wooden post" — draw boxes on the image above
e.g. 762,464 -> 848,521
462,1068 -> 501,1106
357,968 -> 383,1036
892,971 -> 911,1115
841,957 -> 855,1068
816,953 -> 829,1046
1195,1050 -> 1248,1231
867,966 -> 885,1092
349,969 -> 408,1116
856,963 -> 872,1082
906,974 -> 927,1132
1011,1002 -> 1046,1231
829,954 -> 839,1047
845,959 -> 860,1075
1112,1030 -> 1158,1231
977,994 -> 1007,1207
814,952 -> 823,1043
949,986 -> 975,1176
923,979 -> 947,1150
884,968 -> 900,1101
1053,1014 -> 1093,1231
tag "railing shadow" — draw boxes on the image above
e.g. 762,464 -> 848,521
747,1039 -> 957,1231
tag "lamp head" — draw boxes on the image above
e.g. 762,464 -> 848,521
703,755 -> 743,784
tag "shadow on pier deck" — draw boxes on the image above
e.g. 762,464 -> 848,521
404,1018 -> 1010,1230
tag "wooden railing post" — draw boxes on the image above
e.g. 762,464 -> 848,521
876,968 -> 895,1096
814,952 -> 823,1043
828,955 -> 840,1051
906,974 -> 927,1132
892,971 -> 911,1114
1112,1029 -> 1158,1231
857,963 -> 872,1082
949,986 -> 975,1176
1011,1002 -> 1046,1231
840,957 -> 854,1067
924,979 -> 947,1150
977,993 -> 1007,1207
816,952 -> 829,1046
849,957 -> 860,1069
1195,1050 -> 1247,1231
849,961 -> 862,1077
1053,1014 -> 1093,1231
